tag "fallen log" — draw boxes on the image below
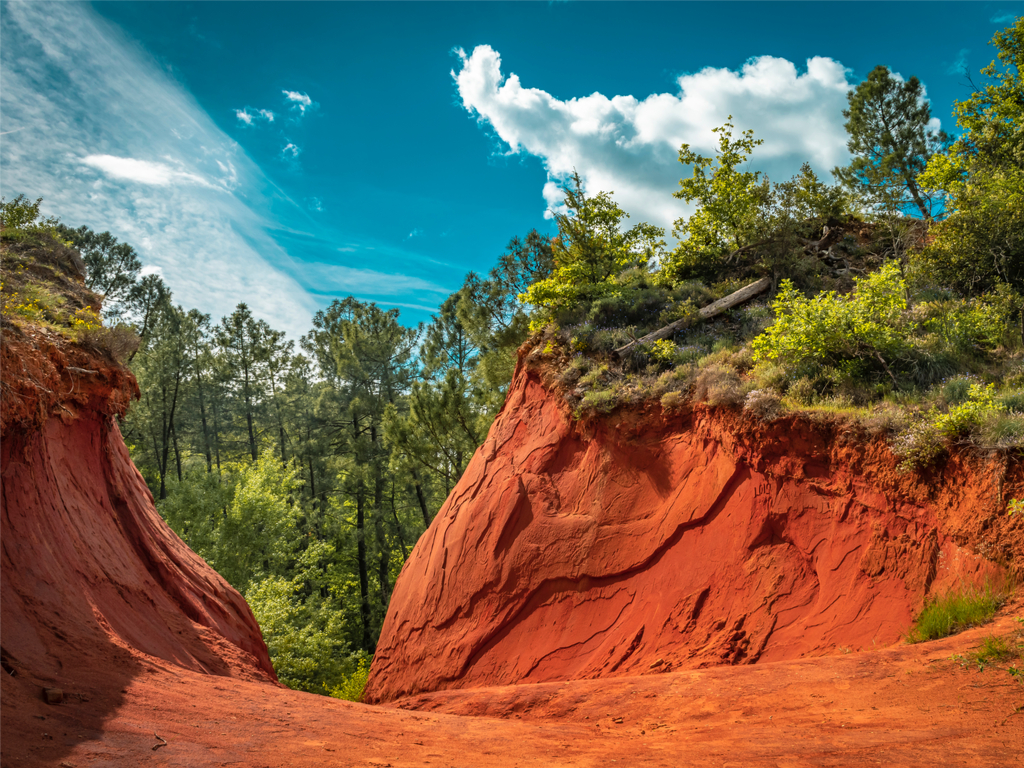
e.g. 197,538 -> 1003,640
613,276 -> 772,360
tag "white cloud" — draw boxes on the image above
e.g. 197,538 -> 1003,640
405,227 -> 423,240
140,264 -> 164,278
453,45 -> 856,235
991,13 -> 1019,23
282,142 -> 301,158
299,263 -> 448,298
0,3 -> 318,338
80,154 -> 219,189
282,90 -> 317,116
306,196 -> 323,212
235,106 -> 274,126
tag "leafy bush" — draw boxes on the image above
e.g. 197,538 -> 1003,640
0,194 -> 63,240
906,585 -> 1004,643
660,390 -> 685,411
752,261 -> 910,378
932,382 -> 1005,437
892,419 -> 946,470
579,387 -> 619,414
327,655 -> 372,702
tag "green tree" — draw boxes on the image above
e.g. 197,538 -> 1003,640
834,65 -> 948,220
216,303 -> 278,462
57,225 -> 142,320
521,171 -> 663,313
385,294 -> 483,518
664,117 -> 771,281
457,230 -> 553,409
916,17 -> 1024,297
126,302 -> 191,499
304,297 -> 419,651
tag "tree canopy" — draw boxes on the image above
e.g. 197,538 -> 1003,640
833,65 -> 948,220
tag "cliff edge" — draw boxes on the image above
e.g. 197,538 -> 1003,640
365,347 -> 1022,703
1,239 -> 276,754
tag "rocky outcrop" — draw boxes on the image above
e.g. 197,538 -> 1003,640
364,353 -> 1019,703
1,320 -> 277,706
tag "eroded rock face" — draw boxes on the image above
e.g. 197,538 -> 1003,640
0,325 -> 276,691
364,358 -> 1016,704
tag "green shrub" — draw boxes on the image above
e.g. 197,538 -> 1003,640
892,418 -> 946,470
579,387 -> 619,414
579,363 -> 610,389
998,389 -> 1024,412
978,410 -> 1024,449
660,390 -> 686,411
917,298 -> 1007,355
789,377 -> 816,405
326,655 -> 372,702
906,585 -> 1004,643
936,375 -> 977,407
752,261 -> 911,379
933,382 -> 1005,437
751,363 -> 789,393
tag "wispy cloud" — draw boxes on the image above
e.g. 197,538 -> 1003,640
282,142 -> 301,158
453,45 -> 858,234
991,13 -> 1019,23
299,263 -> 448,298
306,196 -> 324,212
946,48 -> 970,76
80,155 -> 220,189
282,89 -> 318,116
405,227 -> 423,240
235,106 -> 274,125
0,2 -> 318,337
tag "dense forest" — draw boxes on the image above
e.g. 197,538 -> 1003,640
2,18 -> 1021,701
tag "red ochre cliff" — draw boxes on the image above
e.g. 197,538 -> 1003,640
1,317 -> 278,754
1,284 -> 1022,765
364,348 -> 1021,704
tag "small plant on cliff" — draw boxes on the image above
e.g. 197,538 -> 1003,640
906,585 -> 1005,643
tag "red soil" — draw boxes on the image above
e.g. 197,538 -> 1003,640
2,323 -> 1022,766
366,354 -> 1022,703
2,604 -> 1022,766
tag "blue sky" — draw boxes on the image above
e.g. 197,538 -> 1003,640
2,1 -> 1021,338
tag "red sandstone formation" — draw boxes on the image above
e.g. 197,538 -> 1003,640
2,251 -> 1021,764
1,320 -> 277,737
365,349 -> 1021,703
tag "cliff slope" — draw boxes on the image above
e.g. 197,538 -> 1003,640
1,250 -> 277,759
365,348 -> 1021,703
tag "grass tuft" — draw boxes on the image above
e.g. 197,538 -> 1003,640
906,585 -> 1005,643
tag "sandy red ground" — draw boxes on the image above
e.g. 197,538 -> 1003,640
3,600 -> 1021,768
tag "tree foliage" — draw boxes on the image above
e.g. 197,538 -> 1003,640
664,117 -> 769,280
833,65 -> 948,219
916,17 -> 1024,296
520,171 -> 663,313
